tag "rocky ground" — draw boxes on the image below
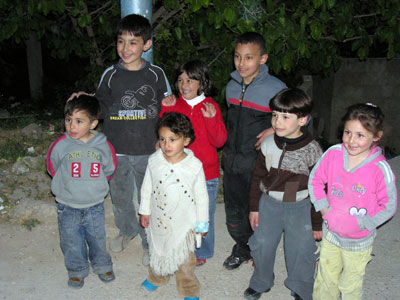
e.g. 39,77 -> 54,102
0,124 -> 399,299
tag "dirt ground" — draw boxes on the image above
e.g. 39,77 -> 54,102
0,199 -> 399,300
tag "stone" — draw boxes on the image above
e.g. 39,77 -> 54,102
10,198 -> 56,224
21,123 -> 43,139
8,188 -> 26,201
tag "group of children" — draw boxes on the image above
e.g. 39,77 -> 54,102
46,13 -> 397,300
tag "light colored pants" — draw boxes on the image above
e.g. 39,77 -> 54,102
313,238 -> 372,300
148,252 -> 200,298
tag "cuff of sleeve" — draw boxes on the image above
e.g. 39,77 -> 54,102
312,222 -> 322,231
313,198 -> 329,212
196,221 -> 209,233
358,215 -> 375,231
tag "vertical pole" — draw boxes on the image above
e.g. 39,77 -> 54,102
120,0 -> 153,63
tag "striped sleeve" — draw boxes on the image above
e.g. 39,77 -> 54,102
360,160 -> 397,231
46,135 -> 67,177
308,145 -> 341,211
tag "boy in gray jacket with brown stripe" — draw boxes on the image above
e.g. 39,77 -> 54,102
244,88 -> 322,300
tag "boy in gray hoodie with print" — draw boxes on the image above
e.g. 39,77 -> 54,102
47,95 -> 117,289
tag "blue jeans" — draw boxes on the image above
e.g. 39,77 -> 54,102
109,154 -> 149,249
195,178 -> 218,260
57,202 -> 113,278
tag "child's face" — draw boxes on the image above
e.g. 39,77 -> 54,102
65,109 -> 98,143
271,111 -> 307,139
117,32 -> 152,71
234,42 -> 268,84
342,119 -> 381,160
158,126 -> 190,164
177,71 -> 200,100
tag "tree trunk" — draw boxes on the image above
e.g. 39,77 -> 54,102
26,32 -> 43,100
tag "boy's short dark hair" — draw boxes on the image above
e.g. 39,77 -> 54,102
176,60 -> 212,96
64,95 -> 100,121
116,14 -> 152,42
235,32 -> 266,54
156,112 -> 195,146
270,88 -> 312,118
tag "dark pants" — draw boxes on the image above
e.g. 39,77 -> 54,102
248,194 -> 317,300
223,168 -> 253,260
109,154 -> 149,249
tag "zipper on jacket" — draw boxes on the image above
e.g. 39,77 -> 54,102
231,82 -> 248,169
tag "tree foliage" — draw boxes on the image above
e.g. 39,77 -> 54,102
0,0 -> 399,104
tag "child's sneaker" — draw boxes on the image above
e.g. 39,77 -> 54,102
68,277 -> 84,289
142,279 -> 158,291
196,259 -> 206,266
98,271 -> 115,283
110,234 -> 132,253
223,254 -> 250,270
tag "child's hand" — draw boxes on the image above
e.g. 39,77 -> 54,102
67,91 -> 93,102
313,230 -> 322,241
201,102 -> 216,118
320,207 -> 329,216
140,215 -> 150,228
199,232 -> 207,238
255,128 -> 274,150
249,211 -> 259,231
161,95 -> 176,106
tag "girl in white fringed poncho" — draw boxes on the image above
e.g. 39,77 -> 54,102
139,112 -> 209,300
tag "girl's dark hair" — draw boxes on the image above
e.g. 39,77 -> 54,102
176,60 -> 212,97
64,95 -> 100,121
116,14 -> 151,42
342,103 -> 384,137
269,88 -> 312,118
156,112 -> 195,146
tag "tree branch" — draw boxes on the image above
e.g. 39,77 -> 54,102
82,3 -> 103,66
208,48 -> 226,67
153,3 -> 186,34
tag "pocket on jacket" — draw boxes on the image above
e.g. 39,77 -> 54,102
323,208 -> 362,238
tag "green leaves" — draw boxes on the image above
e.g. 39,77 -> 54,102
223,7 -> 237,27
1,0 -> 399,105
310,21 -> 322,41
78,14 -> 91,28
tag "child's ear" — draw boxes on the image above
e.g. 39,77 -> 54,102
260,54 -> 268,64
299,115 -> 308,127
143,39 -> 152,52
90,120 -> 99,130
374,130 -> 383,142
184,137 -> 191,147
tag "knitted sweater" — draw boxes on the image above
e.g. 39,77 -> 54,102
160,94 -> 227,180
249,132 -> 323,230
139,149 -> 209,276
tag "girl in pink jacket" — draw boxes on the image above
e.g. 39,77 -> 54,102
309,103 -> 397,300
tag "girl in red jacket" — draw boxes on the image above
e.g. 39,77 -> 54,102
161,60 -> 227,266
